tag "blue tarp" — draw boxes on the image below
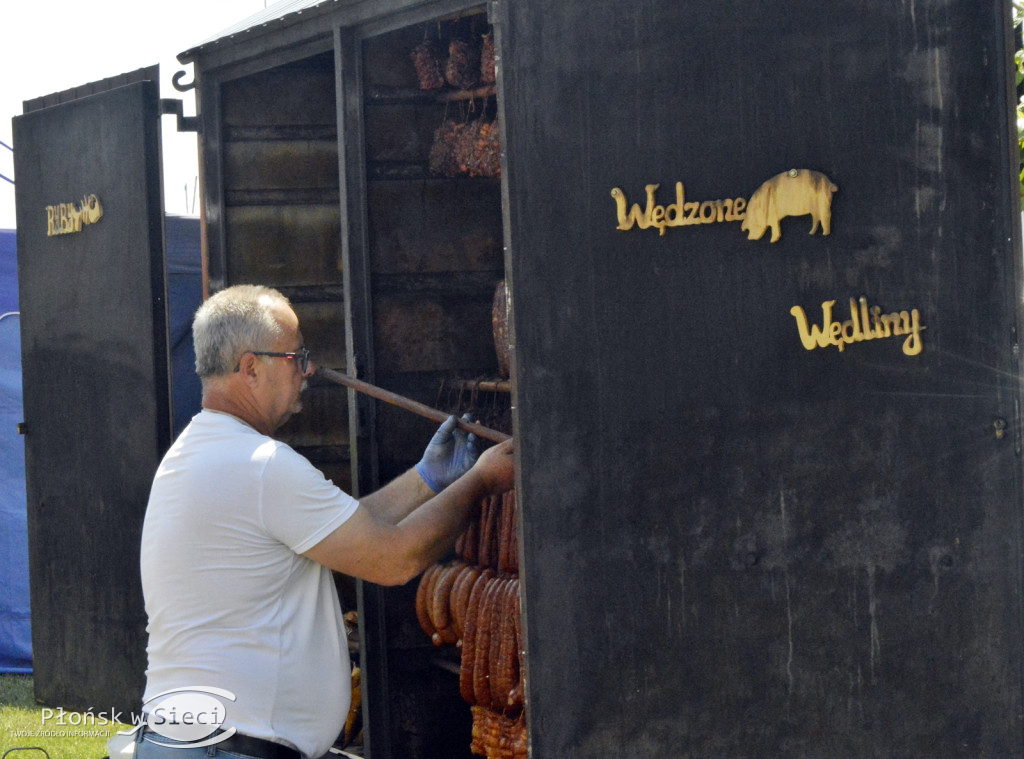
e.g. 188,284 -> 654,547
0,218 -> 203,673
166,216 -> 204,438
0,230 -> 18,314
0,228 -> 29,673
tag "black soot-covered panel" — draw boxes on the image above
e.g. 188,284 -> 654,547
499,1 -> 1024,756
13,80 -> 170,713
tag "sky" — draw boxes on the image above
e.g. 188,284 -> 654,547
0,0 -> 270,230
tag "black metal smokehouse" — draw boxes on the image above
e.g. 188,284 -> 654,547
13,0 -> 1024,757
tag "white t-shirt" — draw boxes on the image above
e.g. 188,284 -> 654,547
140,409 -> 359,759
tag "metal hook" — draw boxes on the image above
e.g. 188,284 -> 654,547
172,69 -> 196,92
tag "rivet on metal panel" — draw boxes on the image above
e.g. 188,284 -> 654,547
929,545 -> 956,574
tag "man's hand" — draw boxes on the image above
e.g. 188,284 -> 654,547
415,414 -> 480,493
471,438 -> 515,495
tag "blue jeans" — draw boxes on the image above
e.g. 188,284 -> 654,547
133,730 -> 271,759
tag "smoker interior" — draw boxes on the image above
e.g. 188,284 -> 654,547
360,11 -> 509,479
218,48 -> 351,485
211,6 -> 512,757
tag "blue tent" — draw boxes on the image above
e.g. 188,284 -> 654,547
0,227 -> 29,674
0,217 -> 203,673
165,216 -> 204,438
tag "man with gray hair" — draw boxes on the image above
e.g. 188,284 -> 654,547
136,284 -> 514,759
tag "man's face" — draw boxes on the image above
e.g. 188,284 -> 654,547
263,303 -> 314,431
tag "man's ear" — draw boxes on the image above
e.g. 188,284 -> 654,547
235,352 -> 261,384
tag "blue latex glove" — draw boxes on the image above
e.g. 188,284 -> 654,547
415,414 -> 480,493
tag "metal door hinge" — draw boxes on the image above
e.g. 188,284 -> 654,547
158,99 -> 198,133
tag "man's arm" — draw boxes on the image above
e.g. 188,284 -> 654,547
358,467 -> 436,524
339,413 -> 486,528
303,439 -> 514,586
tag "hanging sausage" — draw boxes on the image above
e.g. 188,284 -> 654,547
415,489 -> 526,758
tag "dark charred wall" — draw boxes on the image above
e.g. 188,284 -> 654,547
499,1 -> 1024,757
213,51 -> 353,492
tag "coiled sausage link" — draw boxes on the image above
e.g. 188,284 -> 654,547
460,569 -> 494,704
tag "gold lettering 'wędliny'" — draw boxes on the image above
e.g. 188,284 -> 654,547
790,297 -> 925,356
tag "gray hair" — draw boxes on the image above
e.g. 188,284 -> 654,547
193,284 -> 292,379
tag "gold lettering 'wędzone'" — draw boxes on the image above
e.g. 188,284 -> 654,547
610,183 -> 747,236
790,297 -> 925,356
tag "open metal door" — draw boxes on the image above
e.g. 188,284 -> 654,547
12,71 -> 172,712
498,1 -> 1024,756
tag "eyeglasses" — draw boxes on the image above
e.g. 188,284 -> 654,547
237,347 -> 312,374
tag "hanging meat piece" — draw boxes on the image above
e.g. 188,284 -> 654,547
451,563 -> 481,642
460,569 -> 494,704
480,32 -> 495,84
473,577 -> 505,708
497,489 -> 515,574
470,705 -> 527,759
491,280 -> 510,379
429,117 -> 500,178
494,578 -> 520,712
478,493 -> 501,569
486,578 -> 513,712
342,666 -> 362,747
429,120 -> 464,178
507,489 -> 518,574
455,119 -> 484,176
415,564 -> 441,641
469,705 -> 486,756
492,493 -> 506,569
485,708 -> 504,758
474,120 -> 501,178
430,561 -> 462,646
496,490 -> 509,575
470,706 -> 500,757
452,119 -> 500,178
446,39 -> 481,90
411,40 -> 446,90
475,495 -> 492,566
510,714 -> 528,759
508,583 -> 524,710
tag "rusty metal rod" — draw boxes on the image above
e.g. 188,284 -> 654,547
447,378 -> 511,394
317,367 -> 511,443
